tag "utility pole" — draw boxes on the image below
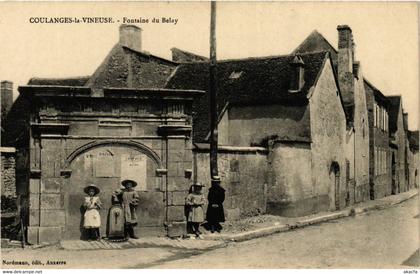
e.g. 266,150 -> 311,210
209,1 -> 220,184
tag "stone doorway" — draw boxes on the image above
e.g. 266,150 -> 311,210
330,161 -> 340,210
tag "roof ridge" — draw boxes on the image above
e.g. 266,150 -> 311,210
292,29 -> 338,54
122,45 -> 178,65
214,51 -> 329,64
29,76 -> 90,82
171,47 -> 208,61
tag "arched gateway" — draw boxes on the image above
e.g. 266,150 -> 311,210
63,140 -> 165,239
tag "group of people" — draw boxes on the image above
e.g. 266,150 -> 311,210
82,179 -> 139,241
82,179 -> 225,241
185,180 -> 226,238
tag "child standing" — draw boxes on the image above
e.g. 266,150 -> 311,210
113,180 -> 140,239
185,183 -> 206,238
83,184 -> 102,241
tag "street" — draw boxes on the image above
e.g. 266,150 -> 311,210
149,196 -> 419,268
1,196 -> 418,269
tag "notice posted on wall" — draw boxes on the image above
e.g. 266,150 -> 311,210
120,154 -> 147,191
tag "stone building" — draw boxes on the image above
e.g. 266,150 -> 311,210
408,130 -> 419,189
2,25 -> 204,244
294,25 -> 370,203
2,24 -> 416,244
0,147 -> 16,198
167,51 -> 348,217
387,96 -> 408,194
1,81 -> 13,129
1,81 -> 17,212
364,80 -> 391,199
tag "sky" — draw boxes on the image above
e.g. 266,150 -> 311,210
0,2 -> 418,130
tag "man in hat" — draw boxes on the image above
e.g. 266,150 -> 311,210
206,178 -> 225,233
83,184 -> 102,241
112,180 -> 140,239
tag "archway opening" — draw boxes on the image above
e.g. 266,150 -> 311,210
63,142 -> 165,240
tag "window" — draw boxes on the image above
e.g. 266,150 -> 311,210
382,108 -> 385,130
374,103 -> 377,127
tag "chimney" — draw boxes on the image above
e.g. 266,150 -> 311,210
337,25 -> 355,96
119,24 -> 142,52
1,81 -> 13,121
289,55 -> 305,92
337,25 -> 354,74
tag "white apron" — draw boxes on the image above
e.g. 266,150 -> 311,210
83,196 -> 101,228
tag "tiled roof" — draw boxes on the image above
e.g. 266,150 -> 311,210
293,30 -> 338,64
171,48 -> 208,63
165,51 -> 328,142
28,76 -> 90,86
27,45 -> 178,90
387,96 -> 401,134
363,78 -> 389,107
86,45 -> 178,89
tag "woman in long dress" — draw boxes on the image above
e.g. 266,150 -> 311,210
83,184 -> 102,241
113,180 -> 140,239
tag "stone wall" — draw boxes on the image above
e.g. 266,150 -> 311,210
25,94 -> 196,244
408,149 -> 419,189
393,102 -> 407,193
193,146 -> 268,220
267,142 -> 314,216
309,59 -> 348,211
353,67 -> 370,203
1,148 -> 16,197
227,104 -> 310,147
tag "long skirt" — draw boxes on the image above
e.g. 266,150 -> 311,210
84,209 -> 101,228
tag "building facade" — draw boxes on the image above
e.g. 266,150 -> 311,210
167,51 -> 348,217
408,130 -> 419,189
2,24 -> 417,245
2,25 -> 204,244
364,80 -> 391,199
294,25 -> 370,203
387,96 -> 407,194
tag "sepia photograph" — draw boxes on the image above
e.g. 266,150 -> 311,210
0,1 -> 419,270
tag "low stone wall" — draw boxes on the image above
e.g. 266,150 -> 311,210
193,145 -> 268,220
1,147 -> 16,198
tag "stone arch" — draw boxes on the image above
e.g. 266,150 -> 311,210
64,140 -> 163,169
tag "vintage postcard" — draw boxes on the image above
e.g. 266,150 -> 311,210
0,1 -> 419,270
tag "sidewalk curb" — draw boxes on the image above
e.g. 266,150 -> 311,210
203,190 -> 418,243
204,224 -> 291,242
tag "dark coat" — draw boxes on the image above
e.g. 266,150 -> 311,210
206,184 -> 225,223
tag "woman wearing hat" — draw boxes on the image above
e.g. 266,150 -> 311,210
185,183 -> 206,238
83,184 -> 102,241
112,180 -> 140,239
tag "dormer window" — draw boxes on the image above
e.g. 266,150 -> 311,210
289,55 -> 305,92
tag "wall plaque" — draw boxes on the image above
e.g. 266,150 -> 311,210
94,149 -> 115,177
120,154 -> 147,191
